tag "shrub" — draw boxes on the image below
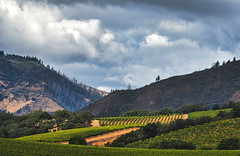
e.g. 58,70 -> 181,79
198,144 -> 215,150
230,104 -> 240,118
195,116 -> 212,125
212,104 -> 220,110
217,138 -> 240,150
69,135 -> 87,145
216,111 -> 229,119
174,103 -> 209,114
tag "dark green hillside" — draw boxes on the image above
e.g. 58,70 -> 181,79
0,51 -> 107,115
0,138 -> 239,156
126,118 -> 240,150
81,59 -> 240,117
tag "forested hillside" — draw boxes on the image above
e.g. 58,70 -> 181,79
0,51 -> 107,115
81,59 -> 240,117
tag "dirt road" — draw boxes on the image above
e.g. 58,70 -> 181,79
90,120 -> 100,127
182,114 -> 188,120
57,127 -> 139,146
86,127 -> 139,146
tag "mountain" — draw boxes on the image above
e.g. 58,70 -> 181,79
0,51 -> 107,115
81,59 -> 240,117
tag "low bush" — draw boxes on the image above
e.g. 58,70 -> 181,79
217,138 -> 240,150
197,144 -> 215,150
69,135 -> 87,145
149,139 -> 196,150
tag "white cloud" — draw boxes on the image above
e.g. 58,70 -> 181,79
100,30 -> 115,44
0,0 -> 239,91
140,34 -> 169,47
138,34 -> 234,79
97,86 -> 112,92
104,76 -> 119,82
121,65 -> 160,87
0,0 -> 106,62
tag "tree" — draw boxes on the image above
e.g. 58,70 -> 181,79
212,61 -> 220,68
174,103 -> 209,114
121,109 -> 149,117
222,101 -> 237,109
0,50 -> 4,56
159,107 -> 173,115
142,123 -> 158,139
217,111 -> 229,119
230,103 -> 240,118
233,57 -> 236,62
156,76 -> 160,82
212,104 -> 220,110
127,83 -> 131,90
52,110 -> 72,123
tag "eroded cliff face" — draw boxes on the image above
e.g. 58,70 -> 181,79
0,53 -> 107,115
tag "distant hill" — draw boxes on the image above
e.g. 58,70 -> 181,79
0,51 -> 107,115
81,59 -> 240,117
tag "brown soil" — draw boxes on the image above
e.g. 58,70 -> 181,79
182,114 -> 188,120
90,120 -> 100,127
86,127 -> 139,146
56,127 -> 139,146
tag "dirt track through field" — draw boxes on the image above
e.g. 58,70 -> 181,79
90,120 -> 100,127
56,127 -> 140,146
86,127 -> 139,146
182,114 -> 188,120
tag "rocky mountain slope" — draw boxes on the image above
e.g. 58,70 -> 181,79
0,51 -> 107,115
81,59 -> 240,117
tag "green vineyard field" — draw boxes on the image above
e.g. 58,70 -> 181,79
1,138 -> 239,156
126,118 -> 240,150
17,125 -> 141,142
97,114 -> 183,126
188,108 -> 232,119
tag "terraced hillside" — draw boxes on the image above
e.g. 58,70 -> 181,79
126,118 -> 240,149
97,114 -> 184,126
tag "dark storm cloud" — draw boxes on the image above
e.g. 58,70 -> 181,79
1,0 -> 239,91
44,0 -> 240,17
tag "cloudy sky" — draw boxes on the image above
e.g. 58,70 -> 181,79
1,0 -> 240,92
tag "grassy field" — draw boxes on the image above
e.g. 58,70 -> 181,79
17,125 -> 141,142
1,138 -> 239,156
126,118 -> 240,150
188,108 -> 232,119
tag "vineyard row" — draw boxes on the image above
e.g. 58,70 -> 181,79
97,114 -> 183,126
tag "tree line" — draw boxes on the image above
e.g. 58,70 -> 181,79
121,101 -> 238,117
0,110 -> 94,138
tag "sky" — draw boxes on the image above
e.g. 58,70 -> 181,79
1,0 -> 240,92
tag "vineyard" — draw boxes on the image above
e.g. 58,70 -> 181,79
188,108 -> 232,119
97,114 -> 183,126
1,138 -> 239,156
126,118 -> 240,150
16,125 -> 142,142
